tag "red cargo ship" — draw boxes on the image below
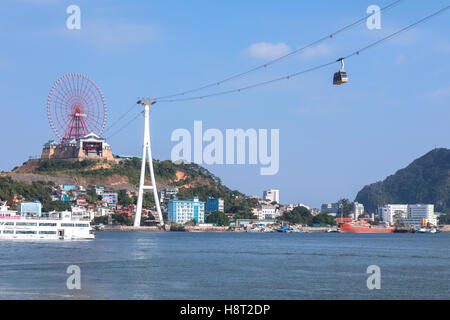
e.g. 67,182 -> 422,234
336,218 -> 395,233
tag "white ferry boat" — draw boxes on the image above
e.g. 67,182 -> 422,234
0,202 -> 95,240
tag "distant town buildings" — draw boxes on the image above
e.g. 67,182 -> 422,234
378,204 -> 437,226
405,204 -> 437,226
205,197 -> 224,213
321,203 -> 340,215
378,204 -> 408,224
263,189 -> 279,203
95,186 -> 105,195
167,197 -> 205,224
353,202 -> 365,220
252,204 -> 280,220
159,188 -> 179,203
63,184 -> 76,191
101,192 -> 118,205
71,206 -> 93,221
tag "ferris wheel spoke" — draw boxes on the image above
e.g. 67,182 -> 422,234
80,76 -> 92,103
84,84 -> 102,107
52,85 -> 71,106
61,79 -> 76,104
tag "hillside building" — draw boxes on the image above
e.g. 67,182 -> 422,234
40,132 -> 114,161
263,189 -> 279,203
206,197 -> 224,213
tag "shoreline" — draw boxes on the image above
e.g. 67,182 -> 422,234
98,225 -> 450,233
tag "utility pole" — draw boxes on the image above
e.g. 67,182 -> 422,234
133,98 -> 164,227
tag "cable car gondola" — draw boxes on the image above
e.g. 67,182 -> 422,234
333,58 -> 348,85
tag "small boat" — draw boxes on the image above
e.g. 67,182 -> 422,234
276,226 -> 290,233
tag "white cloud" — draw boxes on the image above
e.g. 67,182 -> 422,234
300,43 -> 334,60
245,42 -> 291,60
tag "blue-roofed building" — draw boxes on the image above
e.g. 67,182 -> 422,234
63,184 -> 76,191
206,197 -> 224,213
167,197 -> 205,224
60,194 -> 71,202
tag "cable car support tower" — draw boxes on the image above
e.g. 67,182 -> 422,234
133,98 -> 164,227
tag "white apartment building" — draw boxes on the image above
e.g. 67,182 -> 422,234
378,204 -> 408,224
353,202 -> 365,220
252,205 -> 280,220
378,204 -> 437,227
263,189 -> 279,203
405,204 -> 437,227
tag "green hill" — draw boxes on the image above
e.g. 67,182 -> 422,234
2,158 -> 257,214
355,148 -> 450,213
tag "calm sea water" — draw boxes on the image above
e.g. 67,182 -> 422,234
0,232 -> 449,300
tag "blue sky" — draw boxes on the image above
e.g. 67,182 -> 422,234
0,0 -> 449,208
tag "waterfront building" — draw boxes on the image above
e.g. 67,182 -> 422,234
377,204 -> 408,224
353,202 -> 365,220
405,204 -> 437,227
206,197 -> 224,213
101,192 -> 118,205
235,219 -> 276,228
263,189 -> 279,203
167,197 -> 205,224
252,204 -> 280,220
18,201 -> 42,217
321,202 -> 339,214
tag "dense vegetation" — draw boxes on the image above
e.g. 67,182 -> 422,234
438,214 -> 450,225
206,211 -> 230,226
355,148 -> 450,213
35,158 -> 224,187
0,176 -> 52,204
280,206 -> 336,226
36,159 -> 98,172
42,201 -> 71,212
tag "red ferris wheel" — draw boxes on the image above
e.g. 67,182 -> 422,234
47,73 -> 107,142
